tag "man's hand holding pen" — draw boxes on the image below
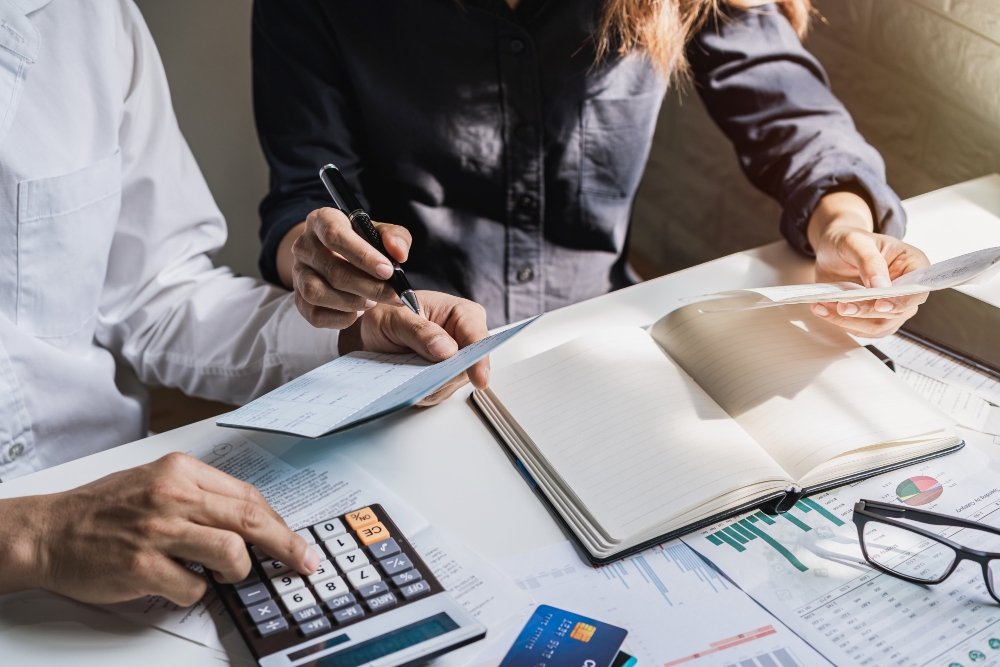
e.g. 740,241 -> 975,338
288,205 -> 415,329
277,185 -> 491,403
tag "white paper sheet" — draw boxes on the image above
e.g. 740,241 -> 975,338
726,246 -> 1000,308
897,367 -> 1000,435
874,334 -> 1000,405
218,318 -> 536,438
467,541 -> 827,667
105,433 -> 528,661
683,446 -> 1000,667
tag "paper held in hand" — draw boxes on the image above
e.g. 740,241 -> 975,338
217,317 -> 537,439
700,246 -> 1000,311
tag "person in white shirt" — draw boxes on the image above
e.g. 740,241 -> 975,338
0,0 -> 488,605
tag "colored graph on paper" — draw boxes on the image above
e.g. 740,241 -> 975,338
705,498 -> 845,572
684,447 -> 1000,667
496,541 -> 827,667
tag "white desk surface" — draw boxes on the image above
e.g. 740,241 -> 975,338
2,175 -> 999,665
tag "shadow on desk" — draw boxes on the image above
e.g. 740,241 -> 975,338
149,387 -> 235,434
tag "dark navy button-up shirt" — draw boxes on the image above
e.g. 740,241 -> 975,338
253,0 -> 903,328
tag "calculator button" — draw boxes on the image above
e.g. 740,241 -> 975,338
295,528 -> 317,545
257,617 -> 289,637
300,616 -> 332,637
332,604 -> 365,625
368,537 -> 400,559
248,600 -> 281,623
399,580 -> 432,600
238,583 -> 271,607
261,559 -> 290,578
281,588 -> 317,613
313,518 -> 346,541
390,569 -> 422,587
345,507 -> 378,530
357,581 -> 390,599
366,592 -> 398,612
346,564 -> 380,589
326,593 -> 356,610
379,554 -> 413,576
251,545 -> 271,561
292,605 -> 324,624
356,522 -> 390,546
271,573 -> 305,595
304,560 -> 337,585
325,534 -> 358,557
314,576 -> 350,602
233,567 -> 261,589
335,549 -> 369,572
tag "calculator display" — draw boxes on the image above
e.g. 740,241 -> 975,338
310,613 -> 459,667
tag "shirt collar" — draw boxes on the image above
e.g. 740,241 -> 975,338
8,0 -> 52,14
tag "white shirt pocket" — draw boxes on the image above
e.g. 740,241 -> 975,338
17,150 -> 122,338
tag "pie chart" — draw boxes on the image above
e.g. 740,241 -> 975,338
896,476 -> 944,506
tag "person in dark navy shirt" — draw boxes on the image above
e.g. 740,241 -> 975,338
253,0 -> 930,343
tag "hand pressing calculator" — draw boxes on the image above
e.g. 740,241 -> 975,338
208,505 -> 486,667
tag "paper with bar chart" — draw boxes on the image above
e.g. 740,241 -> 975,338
480,540 -> 826,667
684,446 -> 1000,667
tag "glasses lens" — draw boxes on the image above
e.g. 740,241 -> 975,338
862,520 -> 956,582
988,560 -> 1000,598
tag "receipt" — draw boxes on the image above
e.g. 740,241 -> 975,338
218,317 -> 537,438
709,247 -> 1000,310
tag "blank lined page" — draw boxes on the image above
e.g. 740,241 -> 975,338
487,327 -> 786,541
650,304 -> 955,481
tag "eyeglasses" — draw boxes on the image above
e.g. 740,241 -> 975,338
853,499 -> 1000,603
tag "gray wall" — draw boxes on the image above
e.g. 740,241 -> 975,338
631,0 -> 1000,275
137,0 -> 1000,281
136,0 -> 268,279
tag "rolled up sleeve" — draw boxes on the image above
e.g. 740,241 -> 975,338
688,4 -> 905,255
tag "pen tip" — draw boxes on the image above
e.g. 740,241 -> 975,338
401,291 -> 421,317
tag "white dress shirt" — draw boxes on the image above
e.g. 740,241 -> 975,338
0,0 -> 339,480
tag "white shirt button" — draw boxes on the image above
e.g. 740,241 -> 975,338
8,442 -> 24,460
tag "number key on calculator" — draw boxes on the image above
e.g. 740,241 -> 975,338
207,504 -> 485,667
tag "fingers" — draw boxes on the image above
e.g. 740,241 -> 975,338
306,208 -> 398,281
811,303 -> 919,337
416,372 -> 470,407
839,231 -> 892,289
379,307 -> 459,361
163,523 -> 253,584
185,493 -> 318,576
375,221 -> 412,264
439,298 -> 490,388
294,240 -> 399,307
294,291 -> 361,330
164,455 -> 317,575
825,290 -> 929,319
141,555 -> 209,607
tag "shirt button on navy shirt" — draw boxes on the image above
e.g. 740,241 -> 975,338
517,267 -> 534,283
509,39 -> 524,53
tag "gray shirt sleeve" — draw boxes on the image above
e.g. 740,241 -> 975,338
688,4 -> 905,255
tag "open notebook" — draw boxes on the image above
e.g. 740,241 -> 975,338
472,303 -> 962,563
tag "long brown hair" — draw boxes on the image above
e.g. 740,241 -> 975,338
594,0 -> 813,81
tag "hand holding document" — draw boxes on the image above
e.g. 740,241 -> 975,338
699,246 -> 1000,311
218,317 -> 536,438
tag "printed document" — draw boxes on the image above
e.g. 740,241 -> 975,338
683,446 -> 1000,667
106,433 -> 530,656
701,246 -> 1000,310
218,318 -> 536,438
464,540 -> 826,667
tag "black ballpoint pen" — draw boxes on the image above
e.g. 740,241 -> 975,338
319,164 -> 421,316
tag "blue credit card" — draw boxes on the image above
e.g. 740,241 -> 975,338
499,605 -> 628,667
